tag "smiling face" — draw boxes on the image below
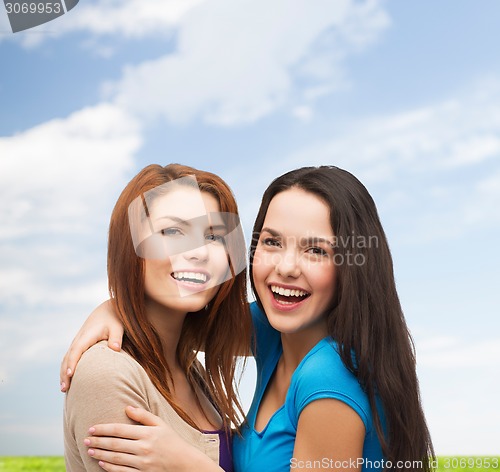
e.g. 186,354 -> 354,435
142,186 -> 230,315
252,187 -> 337,335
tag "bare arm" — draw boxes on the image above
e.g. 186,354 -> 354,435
60,300 -> 124,392
84,406 -> 225,472
292,399 -> 365,471
60,300 -> 254,391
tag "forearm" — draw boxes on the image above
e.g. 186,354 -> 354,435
61,299 -> 124,391
84,405 -> 229,471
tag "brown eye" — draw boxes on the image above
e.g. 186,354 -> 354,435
306,247 -> 328,256
262,237 -> 280,247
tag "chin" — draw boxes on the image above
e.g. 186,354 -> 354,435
264,312 -> 298,334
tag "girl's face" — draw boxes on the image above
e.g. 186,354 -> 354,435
252,188 -> 337,335
143,187 -> 230,315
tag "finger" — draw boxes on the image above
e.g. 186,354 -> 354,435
89,423 -> 148,441
97,460 -> 136,472
59,344 -> 85,392
65,324 -> 110,383
107,324 -> 124,352
60,352 -> 71,392
60,337 -> 83,391
85,436 -> 139,455
88,448 -> 139,470
125,406 -> 163,427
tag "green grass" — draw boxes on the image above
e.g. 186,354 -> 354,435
0,457 -> 65,472
0,456 -> 498,471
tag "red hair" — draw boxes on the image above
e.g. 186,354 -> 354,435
107,163 -> 251,430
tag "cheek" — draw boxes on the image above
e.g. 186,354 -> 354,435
211,246 -> 230,273
144,262 -> 153,283
144,260 -> 159,281
143,269 -> 155,298
252,247 -> 279,276
251,249 -> 268,285
309,263 -> 336,291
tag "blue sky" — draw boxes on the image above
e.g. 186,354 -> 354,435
1,0 -> 499,456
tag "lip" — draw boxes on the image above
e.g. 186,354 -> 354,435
266,282 -> 310,312
170,270 -> 212,291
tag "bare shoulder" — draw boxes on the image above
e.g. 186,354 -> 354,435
293,399 -> 365,470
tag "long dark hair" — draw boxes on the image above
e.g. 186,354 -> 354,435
249,166 -> 434,469
108,163 -> 252,431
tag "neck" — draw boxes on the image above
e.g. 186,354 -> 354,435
279,320 -> 328,374
144,297 -> 187,368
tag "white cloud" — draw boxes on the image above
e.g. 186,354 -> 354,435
0,102 -> 141,380
0,305 -> 103,368
292,105 -> 314,123
0,102 -> 140,238
2,1 -> 389,124
111,0 -> 389,125
272,78 -> 500,242
417,336 -> 500,369
286,98 -> 500,181
463,169 -> 500,226
0,8 -> 10,32
423,388 -> 500,455
416,335 -> 500,455
64,0 -> 206,38
0,417 -> 64,455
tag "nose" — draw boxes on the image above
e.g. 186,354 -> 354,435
274,248 -> 301,278
180,232 -> 210,262
182,241 -> 209,262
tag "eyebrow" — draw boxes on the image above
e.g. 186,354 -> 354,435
260,227 -> 334,247
154,216 -> 191,225
154,216 -> 228,233
260,227 -> 280,237
207,215 -> 228,231
208,224 -> 228,231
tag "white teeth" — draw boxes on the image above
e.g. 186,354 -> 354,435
173,272 -> 208,283
270,285 -> 308,297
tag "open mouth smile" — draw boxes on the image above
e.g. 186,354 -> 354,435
269,284 -> 310,306
171,271 -> 210,285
